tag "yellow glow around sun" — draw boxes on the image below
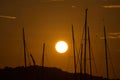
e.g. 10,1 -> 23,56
55,41 -> 68,53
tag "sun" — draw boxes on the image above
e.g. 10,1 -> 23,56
55,41 -> 68,54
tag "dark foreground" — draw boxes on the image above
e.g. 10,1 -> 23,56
0,66 -> 119,80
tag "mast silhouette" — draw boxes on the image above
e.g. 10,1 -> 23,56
79,43 -> 83,80
84,9 -> 88,75
104,26 -> 109,80
41,43 -> 45,80
88,27 -> 92,76
30,53 -> 36,66
80,43 -> 83,74
22,28 -> 27,67
42,43 -> 45,67
72,25 -> 77,77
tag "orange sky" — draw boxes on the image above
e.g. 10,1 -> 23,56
0,0 -> 120,79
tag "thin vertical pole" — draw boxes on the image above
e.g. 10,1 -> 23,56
22,28 -> 27,67
42,43 -> 45,67
84,9 -> 88,75
104,26 -> 109,80
42,43 -> 45,80
80,43 -> 83,73
80,43 -> 83,80
88,27 -> 92,76
72,25 -> 77,75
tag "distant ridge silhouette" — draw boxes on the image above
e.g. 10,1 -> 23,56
0,66 -> 119,80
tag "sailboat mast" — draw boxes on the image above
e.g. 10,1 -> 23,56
104,26 -> 109,79
80,43 -> 83,73
84,9 -> 88,75
72,25 -> 77,74
42,43 -> 45,67
88,27 -> 92,76
22,28 -> 27,67
41,43 -> 45,80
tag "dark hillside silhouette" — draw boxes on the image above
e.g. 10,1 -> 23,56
0,66 -> 119,80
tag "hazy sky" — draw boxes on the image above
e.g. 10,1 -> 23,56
0,0 -> 120,79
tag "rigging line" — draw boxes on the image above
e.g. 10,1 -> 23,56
88,27 -> 92,76
76,47 -> 79,69
88,37 -> 98,74
30,52 -> 36,66
76,45 -> 82,70
90,43 -> 98,74
107,44 -> 117,78
80,43 -> 83,74
66,52 -> 73,72
25,41 -> 31,66
75,23 -> 85,72
72,25 -> 77,74
77,23 -> 85,73
27,51 -> 31,66
78,22 -> 85,58
79,23 -> 85,53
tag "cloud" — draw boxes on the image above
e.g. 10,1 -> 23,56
108,36 -> 119,39
102,5 -> 120,8
72,5 -> 76,8
100,36 -> 120,39
100,32 -> 120,39
0,15 -> 16,19
109,32 -> 120,35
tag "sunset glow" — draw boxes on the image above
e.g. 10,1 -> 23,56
55,41 -> 68,53
0,0 -> 120,79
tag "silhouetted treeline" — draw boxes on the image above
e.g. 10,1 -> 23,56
0,66 -> 119,80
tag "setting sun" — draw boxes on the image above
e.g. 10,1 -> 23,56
55,41 -> 68,54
